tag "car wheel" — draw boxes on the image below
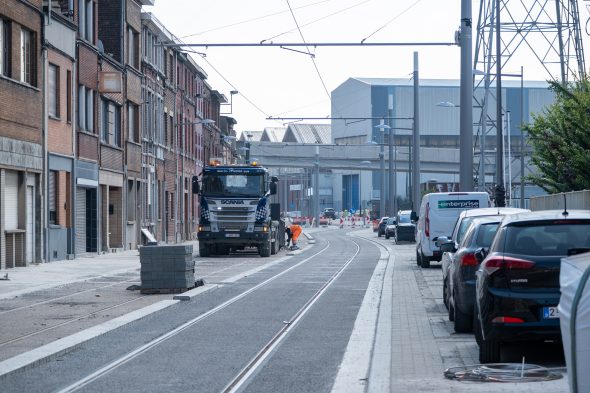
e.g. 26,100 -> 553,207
448,296 -> 455,321
473,305 -> 483,346
385,233 -> 390,239
420,252 -> 431,268
442,277 -> 449,310
453,292 -> 473,333
479,339 -> 501,363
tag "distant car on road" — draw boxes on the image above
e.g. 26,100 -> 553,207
323,208 -> 336,219
377,217 -> 389,237
384,217 -> 397,239
394,210 -> 416,243
474,210 -> 590,363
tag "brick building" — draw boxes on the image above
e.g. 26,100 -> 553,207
45,2 -> 77,261
0,0 -> 44,268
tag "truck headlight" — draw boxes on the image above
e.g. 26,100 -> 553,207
198,225 -> 211,232
254,225 -> 269,232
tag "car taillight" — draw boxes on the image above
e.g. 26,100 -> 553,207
492,316 -> 524,323
460,253 -> 478,266
425,202 -> 430,238
482,256 -> 535,275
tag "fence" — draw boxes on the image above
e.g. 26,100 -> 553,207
529,190 -> 590,211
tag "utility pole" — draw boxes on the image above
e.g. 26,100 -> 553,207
378,120 -> 386,218
460,0 -> 473,191
495,0 -> 506,207
388,94 -> 396,216
519,66 -> 525,208
412,52 -> 421,213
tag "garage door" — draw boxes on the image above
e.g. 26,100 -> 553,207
26,185 -> 34,263
75,187 -> 86,254
4,171 -> 18,230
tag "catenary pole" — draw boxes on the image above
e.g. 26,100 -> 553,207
460,0 -> 474,191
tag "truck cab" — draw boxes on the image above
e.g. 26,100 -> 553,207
196,162 -> 283,257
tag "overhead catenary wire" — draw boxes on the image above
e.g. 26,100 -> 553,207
361,0 -> 426,43
179,0 -> 334,39
285,0 -> 333,104
262,0 -> 374,43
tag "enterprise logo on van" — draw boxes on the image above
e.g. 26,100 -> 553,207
438,200 -> 480,209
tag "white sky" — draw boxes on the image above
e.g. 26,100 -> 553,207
145,0 -> 590,133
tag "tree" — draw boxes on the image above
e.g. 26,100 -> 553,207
525,78 -> 590,193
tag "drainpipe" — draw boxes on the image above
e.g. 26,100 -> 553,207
174,51 -> 179,243
42,17 -> 48,263
72,43 -> 78,258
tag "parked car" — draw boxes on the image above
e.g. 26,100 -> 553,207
384,217 -> 397,239
416,192 -> 492,268
394,210 -> 416,243
474,210 -> 590,363
438,207 -> 529,310
323,208 -> 336,220
442,216 -> 502,333
377,217 -> 389,237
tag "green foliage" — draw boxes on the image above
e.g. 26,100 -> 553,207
524,79 -> 590,193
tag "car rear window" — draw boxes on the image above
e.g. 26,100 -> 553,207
398,214 -> 411,223
475,223 -> 500,247
456,217 -> 475,244
387,218 -> 396,224
505,221 -> 590,256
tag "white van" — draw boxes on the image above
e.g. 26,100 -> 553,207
415,192 -> 491,268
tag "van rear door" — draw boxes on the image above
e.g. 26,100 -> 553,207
428,193 -> 490,241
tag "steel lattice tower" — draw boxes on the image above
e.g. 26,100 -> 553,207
473,0 -> 586,205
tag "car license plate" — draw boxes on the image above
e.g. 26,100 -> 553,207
543,307 -> 559,319
225,233 -> 239,238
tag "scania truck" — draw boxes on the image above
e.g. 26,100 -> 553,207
194,162 -> 284,257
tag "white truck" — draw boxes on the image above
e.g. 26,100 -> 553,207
195,163 -> 285,257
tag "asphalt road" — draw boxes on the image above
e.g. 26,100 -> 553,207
1,229 -> 380,393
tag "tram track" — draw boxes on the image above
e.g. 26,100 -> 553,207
54,236 -> 367,393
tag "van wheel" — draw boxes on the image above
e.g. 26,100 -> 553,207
420,253 -> 431,268
416,250 -> 422,266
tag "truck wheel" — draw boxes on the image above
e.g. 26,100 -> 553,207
259,239 -> 271,257
271,235 -> 278,255
199,243 -> 210,257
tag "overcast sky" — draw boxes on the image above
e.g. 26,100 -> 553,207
145,0 -> 590,133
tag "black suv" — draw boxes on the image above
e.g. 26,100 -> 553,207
394,210 -> 415,243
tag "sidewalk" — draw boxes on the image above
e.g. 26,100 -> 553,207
0,240 -> 199,301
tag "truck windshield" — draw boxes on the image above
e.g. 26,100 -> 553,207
202,174 -> 265,198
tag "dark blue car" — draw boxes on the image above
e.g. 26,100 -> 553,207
474,210 -> 590,363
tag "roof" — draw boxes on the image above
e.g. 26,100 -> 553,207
284,124 -> 331,144
261,127 -> 287,142
460,207 -> 529,218
239,131 -> 263,142
350,77 -> 549,89
500,210 -> 590,225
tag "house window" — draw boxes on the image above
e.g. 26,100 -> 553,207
127,27 -> 139,69
0,18 -> 10,77
66,70 -> 72,122
101,98 -> 121,147
128,102 -> 139,143
20,28 -> 35,85
78,0 -> 94,43
48,64 -> 60,118
78,85 -> 94,132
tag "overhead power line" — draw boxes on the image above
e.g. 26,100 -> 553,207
361,0 -> 426,43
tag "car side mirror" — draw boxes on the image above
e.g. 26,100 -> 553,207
192,175 -> 200,194
269,182 -> 277,195
435,236 -> 450,247
271,176 -> 278,183
410,211 -> 418,222
440,241 -> 456,253
475,247 -> 487,263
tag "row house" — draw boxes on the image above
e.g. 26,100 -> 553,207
0,0 -> 231,268
0,0 -> 44,268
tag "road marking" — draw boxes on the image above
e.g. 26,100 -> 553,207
331,234 -> 391,393
0,300 -> 178,378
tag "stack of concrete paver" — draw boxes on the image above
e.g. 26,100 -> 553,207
139,244 -> 195,293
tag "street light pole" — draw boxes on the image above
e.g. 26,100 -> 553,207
412,52 -> 421,213
377,120 -> 387,218
388,94 -> 396,216
460,0 -> 474,191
